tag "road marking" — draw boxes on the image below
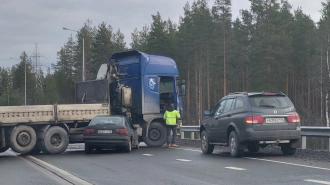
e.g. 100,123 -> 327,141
175,148 -> 202,152
142,154 -> 154,156
174,147 -> 330,171
176,159 -> 191,162
25,156 -> 92,185
304,179 -> 330,185
225,167 -> 246,171
245,157 -> 330,171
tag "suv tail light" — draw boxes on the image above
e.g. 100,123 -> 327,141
116,128 -> 128,135
245,116 -> 264,124
84,128 -> 95,134
287,114 -> 300,123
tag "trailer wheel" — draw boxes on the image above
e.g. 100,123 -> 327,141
143,122 -> 166,147
0,146 -> 9,153
40,126 -> 69,154
10,125 -> 37,154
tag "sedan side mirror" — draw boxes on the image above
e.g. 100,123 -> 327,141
204,110 -> 211,116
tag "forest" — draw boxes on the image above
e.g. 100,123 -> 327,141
2,0 -> 330,133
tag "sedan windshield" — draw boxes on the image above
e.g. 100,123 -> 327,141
89,117 -> 124,126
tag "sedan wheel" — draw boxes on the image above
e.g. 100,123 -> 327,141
125,140 -> 132,153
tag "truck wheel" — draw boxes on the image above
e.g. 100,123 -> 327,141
40,126 -> 69,154
248,143 -> 260,153
229,131 -> 244,157
201,130 -> 214,154
0,146 -> 9,153
281,143 -> 297,155
10,125 -> 37,154
143,122 -> 166,147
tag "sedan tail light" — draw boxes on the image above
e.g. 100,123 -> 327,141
116,128 -> 128,135
84,128 -> 95,134
287,114 -> 300,123
245,115 -> 264,124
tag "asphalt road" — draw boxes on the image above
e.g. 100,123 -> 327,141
0,144 -> 330,185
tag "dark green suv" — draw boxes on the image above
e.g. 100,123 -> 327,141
200,91 -> 301,157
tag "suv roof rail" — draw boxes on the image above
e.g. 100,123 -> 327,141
228,92 -> 248,95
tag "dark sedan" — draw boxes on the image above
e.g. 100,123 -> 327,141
83,115 -> 139,154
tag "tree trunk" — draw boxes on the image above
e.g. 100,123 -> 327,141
207,48 -> 210,110
187,63 -> 190,124
223,34 -> 226,95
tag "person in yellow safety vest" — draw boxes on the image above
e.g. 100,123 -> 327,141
163,103 -> 181,147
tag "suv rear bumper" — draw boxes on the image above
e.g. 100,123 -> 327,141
241,128 -> 301,142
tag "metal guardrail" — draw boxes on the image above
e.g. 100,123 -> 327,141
180,125 -> 330,151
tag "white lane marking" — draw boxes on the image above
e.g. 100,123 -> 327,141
304,179 -> 330,185
173,147 -> 330,171
176,159 -> 192,162
142,154 -> 154,156
225,167 -> 246,171
245,157 -> 330,171
25,156 -> 92,185
175,148 -> 202,152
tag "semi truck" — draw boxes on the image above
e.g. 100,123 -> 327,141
0,50 -> 186,154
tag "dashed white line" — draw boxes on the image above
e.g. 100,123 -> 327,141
244,157 -> 330,171
142,154 -> 154,156
225,167 -> 246,171
173,147 -> 330,172
175,148 -> 202,152
304,179 -> 330,185
176,159 -> 192,162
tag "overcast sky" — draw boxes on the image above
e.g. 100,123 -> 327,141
0,0 -> 325,71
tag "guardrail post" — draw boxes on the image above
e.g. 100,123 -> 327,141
181,132 -> 184,139
301,136 -> 306,149
191,132 -> 194,140
329,138 -> 330,152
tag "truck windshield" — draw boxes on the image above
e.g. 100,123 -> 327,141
159,77 -> 174,93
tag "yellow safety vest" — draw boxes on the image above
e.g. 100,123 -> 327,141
163,110 -> 181,125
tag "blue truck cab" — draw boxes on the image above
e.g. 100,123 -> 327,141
76,50 -> 186,147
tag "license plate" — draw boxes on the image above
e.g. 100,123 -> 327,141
265,118 -> 285,123
97,130 -> 112,134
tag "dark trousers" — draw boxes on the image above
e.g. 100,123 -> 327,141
166,125 -> 177,145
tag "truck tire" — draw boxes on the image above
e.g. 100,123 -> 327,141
0,146 -> 9,153
10,125 -> 37,154
40,126 -> 69,154
143,122 -> 166,147
229,131 -> 244,157
201,130 -> 214,154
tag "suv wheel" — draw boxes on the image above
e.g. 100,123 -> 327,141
248,143 -> 260,153
281,143 -> 296,155
229,131 -> 244,157
201,130 -> 214,154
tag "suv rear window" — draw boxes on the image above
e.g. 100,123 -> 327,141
248,95 -> 293,108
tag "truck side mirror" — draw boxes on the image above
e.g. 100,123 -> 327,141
180,85 -> 186,96
181,80 -> 186,85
